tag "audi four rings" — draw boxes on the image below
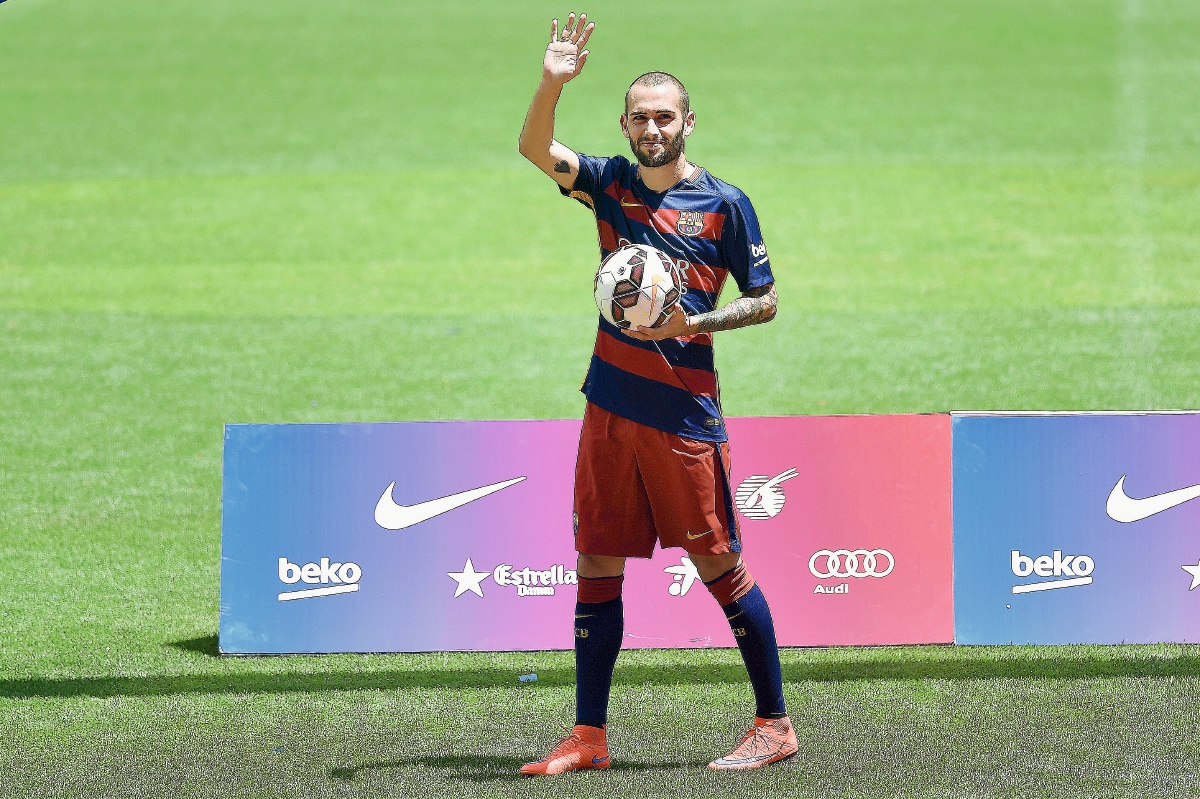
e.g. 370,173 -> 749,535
809,549 -> 895,579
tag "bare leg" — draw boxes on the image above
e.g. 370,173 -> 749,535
689,551 -> 742,582
577,552 -> 626,578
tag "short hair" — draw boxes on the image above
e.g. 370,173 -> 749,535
624,72 -> 690,116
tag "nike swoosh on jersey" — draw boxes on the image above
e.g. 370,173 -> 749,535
1106,475 -> 1200,523
375,476 -> 526,530
686,529 -> 714,540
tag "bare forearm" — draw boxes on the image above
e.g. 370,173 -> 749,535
518,79 -> 579,184
519,79 -> 563,158
521,16 -> 591,183
687,285 -> 777,334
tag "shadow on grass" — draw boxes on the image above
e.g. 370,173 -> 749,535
330,755 -> 699,783
5,645 -> 1200,699
331,756 -> 528,784
168,635 -> 220,657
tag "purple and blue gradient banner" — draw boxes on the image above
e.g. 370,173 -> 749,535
953,412 -> 1200,644
220,416 -> 954,653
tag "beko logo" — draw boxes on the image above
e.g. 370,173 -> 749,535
277,557 -> 362,601
1010,550 -> 1094,594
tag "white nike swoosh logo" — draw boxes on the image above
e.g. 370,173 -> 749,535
1106,474 -> 1200,523
374,476 -> 526,530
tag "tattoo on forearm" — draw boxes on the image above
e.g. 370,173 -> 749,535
553,160 -> 571,174
690,285 -> 777,334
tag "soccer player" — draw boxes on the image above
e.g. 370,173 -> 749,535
517,13 -> 796,774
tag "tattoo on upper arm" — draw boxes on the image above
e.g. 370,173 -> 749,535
690,284 -> 777,334
553,160 -> 571,174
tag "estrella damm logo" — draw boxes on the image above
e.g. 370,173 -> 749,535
676,210 -> 705,236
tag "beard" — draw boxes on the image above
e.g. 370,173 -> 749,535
629,128 -> 686,168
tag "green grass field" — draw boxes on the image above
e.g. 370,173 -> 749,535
2,0 -> 1199,796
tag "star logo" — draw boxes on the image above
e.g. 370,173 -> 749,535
1182,560 -> 1200,591
447,558 -> 490,598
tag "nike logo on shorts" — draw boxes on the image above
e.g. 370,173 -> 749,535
686,529 -> 714,540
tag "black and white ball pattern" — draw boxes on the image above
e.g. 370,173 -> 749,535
593,244 -> 685,331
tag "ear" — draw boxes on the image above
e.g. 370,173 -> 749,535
620,113 -> 631,139
682,110 -> 696,138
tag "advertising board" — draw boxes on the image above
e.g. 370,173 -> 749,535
954,412 -> 1200,644
220,415 -> 954,653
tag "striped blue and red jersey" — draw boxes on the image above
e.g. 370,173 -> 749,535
562,153 -> 775,442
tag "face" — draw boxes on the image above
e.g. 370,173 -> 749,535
621,84 -> 695,168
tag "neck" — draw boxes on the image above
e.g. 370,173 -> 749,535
639,157 -> 695,193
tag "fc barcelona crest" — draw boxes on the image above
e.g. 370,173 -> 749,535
676,210 -> 705,237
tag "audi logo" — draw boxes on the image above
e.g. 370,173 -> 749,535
808,549 -> 895,579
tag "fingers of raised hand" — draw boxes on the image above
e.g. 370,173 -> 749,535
562,13 -> 576,41
550,18 -> 558,43
576,21 -> 595,50
572,14 -> 589,44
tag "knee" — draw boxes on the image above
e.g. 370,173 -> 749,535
577,553 -> 626,579
696,555 -> 755,607
690,552 -> 742,583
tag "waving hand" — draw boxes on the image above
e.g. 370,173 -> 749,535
519,14 -> 595,188
544,13 -> 594,85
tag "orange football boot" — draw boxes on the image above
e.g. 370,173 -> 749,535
520,724 -> 610,776
708,716 -> 799,770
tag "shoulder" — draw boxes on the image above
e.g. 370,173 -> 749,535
581,153 -> 636,180
576,154 -> 638,199
690,168 -> 752,214
569,155 -> 637,206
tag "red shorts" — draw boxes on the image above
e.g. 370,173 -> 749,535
573,403 -> 741,558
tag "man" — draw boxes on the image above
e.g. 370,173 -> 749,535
516,13 -> 796,774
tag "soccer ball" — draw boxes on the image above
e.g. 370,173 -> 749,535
593,244 -> 685,331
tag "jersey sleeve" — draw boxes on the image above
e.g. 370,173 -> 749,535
558,153 -> 610,208
720,193 -> 775,292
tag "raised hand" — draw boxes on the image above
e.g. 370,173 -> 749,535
543,13 -> 594,85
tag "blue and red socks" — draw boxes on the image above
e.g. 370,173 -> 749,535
706,562 -> 787,719
574,565 -> 783,728
574,574 -> 624,729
